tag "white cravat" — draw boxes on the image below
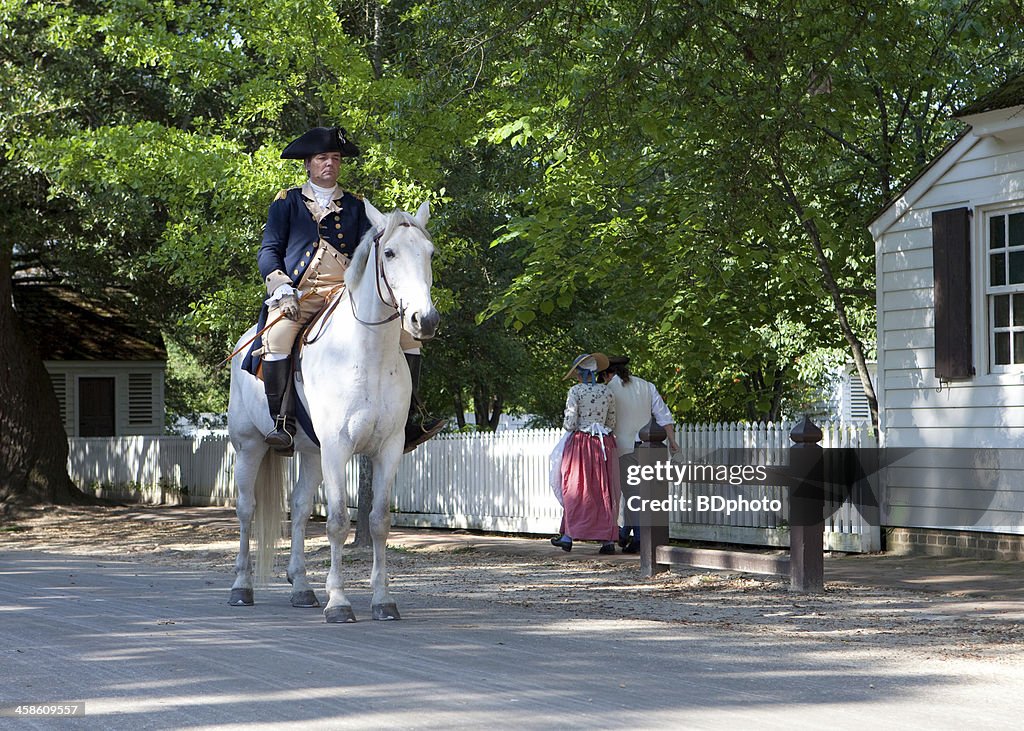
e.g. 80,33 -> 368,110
309,182 -> 337,210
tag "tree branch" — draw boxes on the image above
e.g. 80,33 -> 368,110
769,147 -> 880,435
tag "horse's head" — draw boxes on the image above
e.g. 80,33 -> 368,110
361,199 -> 440,341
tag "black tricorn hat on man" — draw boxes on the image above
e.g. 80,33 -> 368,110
280,126 -> 360,159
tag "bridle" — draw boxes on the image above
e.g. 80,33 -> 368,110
219,219 -> 423,364
306,222 -> 412,345
350,227 -> 404,327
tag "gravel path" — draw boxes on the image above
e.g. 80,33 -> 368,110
4,505 -> 1023,667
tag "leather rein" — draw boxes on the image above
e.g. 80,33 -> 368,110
218,224 -> 409,365
349,227 -> 404,327
304,226 -> 405,345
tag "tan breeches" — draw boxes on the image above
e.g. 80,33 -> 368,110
262,244 -> 418,356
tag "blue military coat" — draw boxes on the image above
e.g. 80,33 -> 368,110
242,185 -> 372,376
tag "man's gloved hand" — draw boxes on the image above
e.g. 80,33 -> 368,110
279,291 -> 300,321
267,283 -> 301,321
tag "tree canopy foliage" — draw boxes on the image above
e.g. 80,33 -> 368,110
434,0 -> 1024,421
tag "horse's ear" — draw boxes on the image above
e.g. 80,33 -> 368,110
414,200 -> 430,228
364,198 -> 386,229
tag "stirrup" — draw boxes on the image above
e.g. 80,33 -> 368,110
265,416 -> 295,448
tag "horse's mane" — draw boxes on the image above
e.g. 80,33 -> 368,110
342,225 -> 378,292
343,208 -> 427,291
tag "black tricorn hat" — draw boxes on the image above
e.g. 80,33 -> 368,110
607,355 -> 630,366
280,126 -> 360,159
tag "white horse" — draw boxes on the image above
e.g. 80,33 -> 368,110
226,200 -> 438,623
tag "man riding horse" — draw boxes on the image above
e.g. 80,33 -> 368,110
241,125 -> 446,453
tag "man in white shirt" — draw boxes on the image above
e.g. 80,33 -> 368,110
603,355 -> 677,552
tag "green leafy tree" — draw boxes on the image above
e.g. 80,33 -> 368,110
1,0 -> 180,511
0,0 -> 405,509
414,0 -> 1024,427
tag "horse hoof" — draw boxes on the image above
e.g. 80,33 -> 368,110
372,603 -> 401,621
291,590 -> 320,608
228,588 -> 254,606
324,605 -> 356,623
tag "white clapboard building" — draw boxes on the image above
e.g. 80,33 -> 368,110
868,74 -> 1024,557
15,284 -> 166,437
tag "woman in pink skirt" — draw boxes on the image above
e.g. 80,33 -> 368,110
552,352 -> 620,554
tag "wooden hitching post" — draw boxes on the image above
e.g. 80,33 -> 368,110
789,416 -> 825,593
637,417 -> 670,578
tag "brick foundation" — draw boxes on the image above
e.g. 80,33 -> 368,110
885,527 -> 1024,560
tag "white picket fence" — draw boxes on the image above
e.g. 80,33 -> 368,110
67,420 -> 878,552
673,421 -> 879,551
66,429 -> 565,533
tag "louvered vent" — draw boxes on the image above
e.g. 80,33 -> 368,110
128,372 -> 154,425
847,373 -> 871,421
844,364 -> 876,423
50,372 -> 68,426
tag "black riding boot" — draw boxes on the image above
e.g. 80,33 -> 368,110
262,358 -> 295,453
404,353 -> 448,453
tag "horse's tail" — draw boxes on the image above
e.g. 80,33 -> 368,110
253,450 -> 287,587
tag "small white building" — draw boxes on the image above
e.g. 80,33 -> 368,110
828,362 -> 876,425
15,285 -> 166,437
869,74 -> 1024,556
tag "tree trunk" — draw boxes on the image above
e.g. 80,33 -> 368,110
487,394 -> 503,430
473,386 -> 486,430
768,367 -> 787,422
0,245 -> 86,517
453,390 -> 466,429
370,1 -> 384,79
473,387 -> 503,431
351,454 -> 373,547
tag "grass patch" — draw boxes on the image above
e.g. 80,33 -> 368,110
448,546 -> 478,555
386,544 -> 415,553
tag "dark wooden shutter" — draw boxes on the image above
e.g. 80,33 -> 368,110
932,207 -> 974,380
79,377 -> 116,437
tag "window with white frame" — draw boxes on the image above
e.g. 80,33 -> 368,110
987,208 -> 1024,370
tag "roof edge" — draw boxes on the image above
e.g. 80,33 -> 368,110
868,129 -> 976,239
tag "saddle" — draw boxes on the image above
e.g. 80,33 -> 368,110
252,287 -> 348,449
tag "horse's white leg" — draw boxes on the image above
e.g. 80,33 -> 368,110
321,443 -> 356,623
287,452 -> 322,608
229,444 -> 265,606
369,440 -> 404,620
